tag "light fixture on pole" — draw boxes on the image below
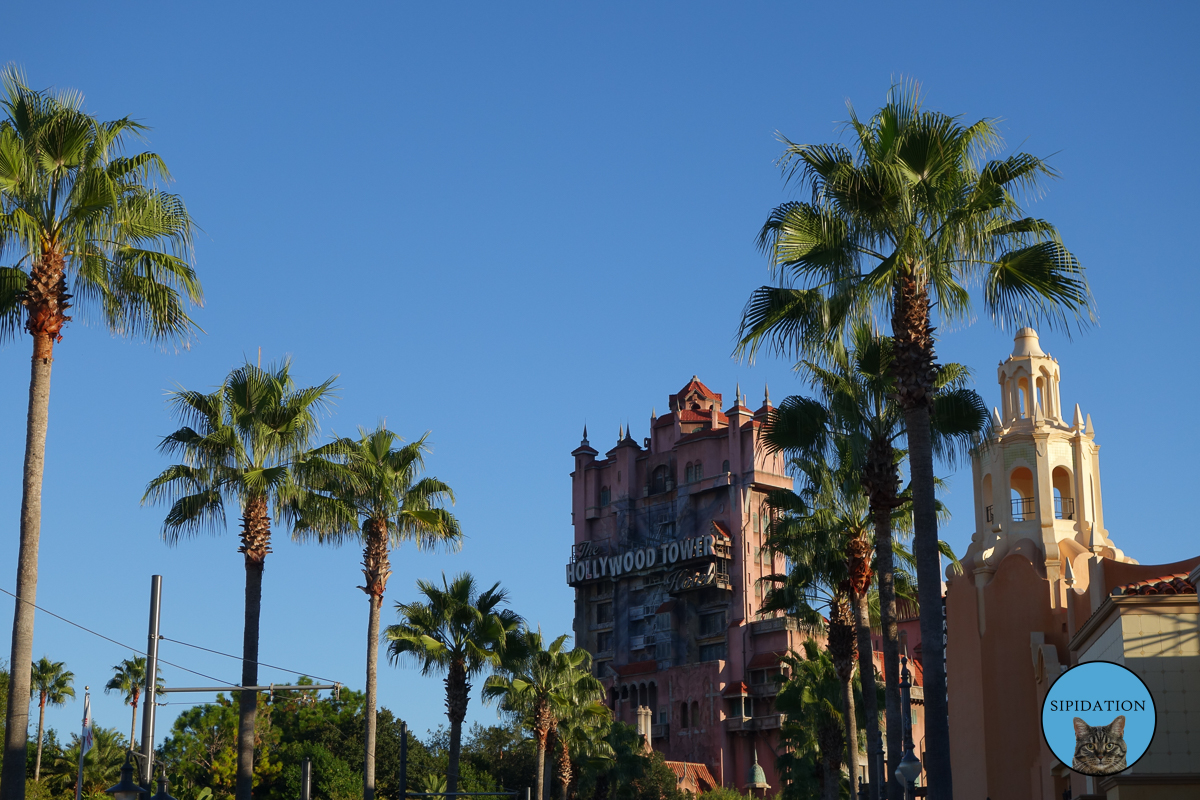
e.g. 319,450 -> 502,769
151,766 -> 177,800
894,656 -> 923,800
105,753 -> 148,800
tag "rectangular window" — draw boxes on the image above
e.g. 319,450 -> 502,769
629,619 -> 645,636
593,660 -> 609,678
699,642 -> 727,662
596,631 -> 613,653
655,612 -> 672,632
750,669 -> 765,685
655,640 -> 672,660
596,602 -> 613,624
699,611 -> 725,637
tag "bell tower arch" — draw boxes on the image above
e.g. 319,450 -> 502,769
961,328 -> 1131,599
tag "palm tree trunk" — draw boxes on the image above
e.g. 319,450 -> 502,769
1,325 -> 57,800
853,590 -> 881,800
237,496 -> 271,800
445,661 -> 469,797
839,673 -> 859,792
362,519 -> 392,800
364,593 -> 381,800
872,505 -> 903,800
35,696 -> 46,781
534,732 -> 547,800
821,754 -> 839,800
557,743 -> 571,800
130,694 -> 140,751
891,276 -> 951,799
903,404 -> 950,798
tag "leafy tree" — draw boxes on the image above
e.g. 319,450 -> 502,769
29,658 -> 73,781
483,631 -> 603,800
386,574 -> 520,798
144,360 -> 335,800
738,82 -> 1092,795
762,327 -> 984,798
294,426 -> 462,800
44,726 -> 127,798
0,67 -> 200,796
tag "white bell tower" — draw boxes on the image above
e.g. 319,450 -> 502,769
960,329 -> 1132,598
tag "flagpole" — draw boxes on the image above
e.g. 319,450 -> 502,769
75,687 -> 91,800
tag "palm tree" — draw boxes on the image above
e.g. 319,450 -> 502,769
552,695 -> 613,800
385,574 -> 520,799
739,82 -> 1093,796
29,657 -> 74,780
483,631 -> 603,800
45,726 -> 127,798
293,425 -> 462,800
0,68 -> 200,797
762,327 -> 986,799
777,640 -> 862,800
143,360 -> 335,800
104,657 -> 163,753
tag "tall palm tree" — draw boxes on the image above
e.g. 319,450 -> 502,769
739,82 -> 1093,797
385,574 -> 520,799
29,657 -> 74,780
104,657 -> 163,753
552,697 -> 612,800
483,631 -> 603,800
143,360 -> 335,800
293,425 -> 462,800
0,68 -> 200,799
762,328 -> 986,799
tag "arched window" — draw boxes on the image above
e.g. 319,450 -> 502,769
652,465 -> 669,494
1011,467 -> 1034,521
691,701 -> 700,728
685,462 -> 694,483
722,459 -> 730,474
600,486 -> 610,507
680,701 -> 688,728
694,461 -> 703,480
1052,467 -> 1074,520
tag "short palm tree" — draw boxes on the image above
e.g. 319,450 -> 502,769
483,631 -> 603,800
552,694 -> 612,800
45,725 -> 127,798
762,327 -> 985,799
386,574 -> 521,799
0,68 -> 200,795
294,425 -> 462,800
143,359 -> 335,800
30,657 -> 74,780
104,657 -> 163,753
739,83 -> 1092,795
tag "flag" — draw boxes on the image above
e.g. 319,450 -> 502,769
80,692 -> 93,757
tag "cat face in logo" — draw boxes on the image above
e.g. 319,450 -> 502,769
1072,715 -> 1127,775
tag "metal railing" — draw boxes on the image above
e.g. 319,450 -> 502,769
1011,496 -> 1035,521
1055,496 -> 1075,520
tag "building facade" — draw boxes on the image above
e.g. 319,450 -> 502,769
946,329 -> 1200,800
567,377 -> 799,791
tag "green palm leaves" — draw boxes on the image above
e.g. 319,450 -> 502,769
0,65 -> 201,347
30,657 -> 74,782
386,573 -> 521,797
483,630 -> 605,800
103,656 -> 163,753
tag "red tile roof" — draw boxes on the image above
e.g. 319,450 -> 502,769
747,650 -> 787,669
1114,573 -> 1197,596
613,660 -> 658,677
710,520 -> 731,539
675,377 -> 721,402
722,681 -> 749,697
677,409 -> 724,423
664,762 -> 718,793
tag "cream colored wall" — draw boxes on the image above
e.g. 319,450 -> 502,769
1078,618 -> 1124,664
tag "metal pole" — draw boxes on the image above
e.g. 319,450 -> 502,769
399,721 -> 408,799
140,575 -> 162,786
301,757 -> 312,800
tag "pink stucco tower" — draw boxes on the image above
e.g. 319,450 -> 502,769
568,377 -> 797,791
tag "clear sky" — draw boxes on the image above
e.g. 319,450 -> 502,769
2,1 -> 1197,751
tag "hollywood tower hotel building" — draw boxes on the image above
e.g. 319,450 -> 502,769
568,377 -> 800,792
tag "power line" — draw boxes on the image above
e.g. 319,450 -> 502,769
0,586 -> 236,687
158,635 -> 340,684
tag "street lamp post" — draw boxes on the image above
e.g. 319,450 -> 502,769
894,656 -> 923,800
105,753 -> 148,800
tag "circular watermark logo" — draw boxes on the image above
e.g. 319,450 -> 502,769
1041,661 -> 1156,776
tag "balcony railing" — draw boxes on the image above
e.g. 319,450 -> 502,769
1011,496 -> 1035,522
1055,496 -> 1076,520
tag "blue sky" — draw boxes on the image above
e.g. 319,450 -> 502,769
1,1 -> 1198,748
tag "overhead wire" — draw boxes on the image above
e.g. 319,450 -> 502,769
0,586 -> 334,690
158,635 -> 341,684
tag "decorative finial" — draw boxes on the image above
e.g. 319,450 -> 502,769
1073,404 -> 1083,430
582,424 -> 588,442
735,382 -> 741,406
764,382 -> 771,406
1088,521 -> 1100,554
651,406 -> 656,421
1063,556 -> 1075,586
618,423 -> 623,442
992,407 -> 1003,427
1085,413 -> 1094,436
